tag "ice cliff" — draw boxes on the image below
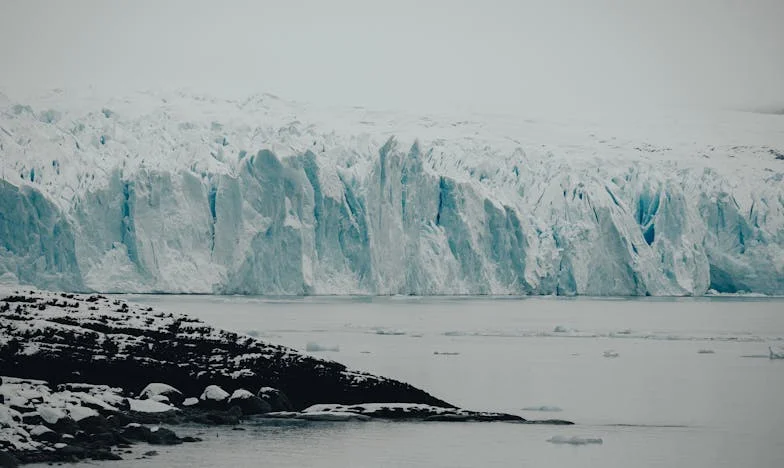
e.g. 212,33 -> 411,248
1,89 -> 782,295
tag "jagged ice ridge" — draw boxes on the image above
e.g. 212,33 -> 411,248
1,89 -> 783,295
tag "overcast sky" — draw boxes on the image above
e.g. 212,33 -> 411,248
1,0 -> 782,115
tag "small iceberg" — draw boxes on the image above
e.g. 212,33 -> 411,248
547,435 -> 603,445
602,350 -> 619,358
374,328 -> 406,336
697,349 -> 715,354
769,345 -> 784,360
523,406 -> 563,412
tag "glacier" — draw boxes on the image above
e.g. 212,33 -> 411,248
0,89 -> 782,295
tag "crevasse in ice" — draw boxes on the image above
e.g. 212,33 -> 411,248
1,90 -> 782,295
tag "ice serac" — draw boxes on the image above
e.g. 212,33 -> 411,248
0,90 -> 782,295
0,180 -> 82,290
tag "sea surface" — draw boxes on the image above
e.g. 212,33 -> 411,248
55,296 -> 784,467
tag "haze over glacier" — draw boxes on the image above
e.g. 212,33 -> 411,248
0,89 -> 782,295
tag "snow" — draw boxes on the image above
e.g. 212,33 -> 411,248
229,389 -> 254,400
0,376 -> 138,454
200,385 -> 229,402
1,89 -> 782,296
547,435 -> 604,445
37,406 -> 67,425
139,383 -> 181,400
66,404 -> 98,421
29,425 -> 54,436
302,403 -> 452,416
128,398 -> 176,413
0,406 -> 22,427
295,411 -> 371,422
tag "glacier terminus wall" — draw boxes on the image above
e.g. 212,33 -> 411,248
1,90 -> 783,295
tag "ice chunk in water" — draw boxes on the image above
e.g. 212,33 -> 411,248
547,435 -> 603,445
523,406 -> 563,412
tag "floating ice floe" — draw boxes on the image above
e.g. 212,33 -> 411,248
547,435 -> 603,445
374,328 -> 406,336
769,346 -> 784,359
523,406 -> 563,412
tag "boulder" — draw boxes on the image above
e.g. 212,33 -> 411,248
21,413 -> 44,426
228,389 -> 271,415
106,413 -> 131,428
77,415 -> 111,434
57,444 -> 86,459
51,416 -> 79,435
139,383 -> 185,406
121,423 -> 152,442
147,427 -> 182,445
257,387 -> 293,412
29,424 -> 59,443
199,385 -> 229,410
121,423 -> 180,444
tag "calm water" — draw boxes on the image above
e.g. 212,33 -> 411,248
62,296 -> 784,467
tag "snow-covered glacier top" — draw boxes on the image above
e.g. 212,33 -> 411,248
1,89 -> 782,295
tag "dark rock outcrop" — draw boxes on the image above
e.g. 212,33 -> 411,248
0,289 -> 572,465
0,450 -> 19,468
0,290 -> 450,410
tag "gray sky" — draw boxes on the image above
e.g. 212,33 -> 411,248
1,0 -> 782,115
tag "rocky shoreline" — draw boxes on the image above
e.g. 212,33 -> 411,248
0,289 -> 571,465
